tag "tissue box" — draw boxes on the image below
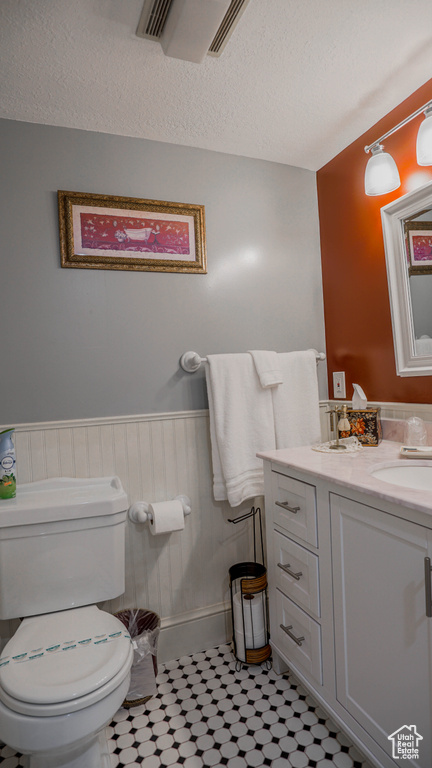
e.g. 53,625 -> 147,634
346,408 -> 382,446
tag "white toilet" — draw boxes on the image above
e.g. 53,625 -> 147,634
0,476 -> 134,768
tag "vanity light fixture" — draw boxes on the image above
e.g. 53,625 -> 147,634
364,144 -> 400,196
364,98 -> 432,196
416,105 -> 432,166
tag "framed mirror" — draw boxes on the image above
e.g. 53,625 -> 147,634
381,180 -> 432,376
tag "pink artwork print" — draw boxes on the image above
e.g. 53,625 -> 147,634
80,213 -> 191,255
411,233 -> 432,263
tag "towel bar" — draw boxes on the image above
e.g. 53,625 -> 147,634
180,349 -> 326,373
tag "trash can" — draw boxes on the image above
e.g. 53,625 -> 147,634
115,609 -> 160,708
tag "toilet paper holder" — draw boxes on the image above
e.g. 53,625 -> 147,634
128,495 -> 191,524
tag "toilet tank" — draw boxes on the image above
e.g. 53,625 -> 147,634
0,476 -> 128,620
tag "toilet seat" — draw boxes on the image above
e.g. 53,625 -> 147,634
0,605 -> 133,717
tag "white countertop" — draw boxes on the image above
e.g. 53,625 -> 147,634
258,440 -> 432,517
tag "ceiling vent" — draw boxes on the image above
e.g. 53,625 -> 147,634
136,0 -> 250,62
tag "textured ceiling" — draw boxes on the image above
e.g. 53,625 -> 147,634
1,0 -> 432,170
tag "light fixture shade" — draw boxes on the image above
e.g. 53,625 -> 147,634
416,107 -> 432,166
364,145 -> 401,196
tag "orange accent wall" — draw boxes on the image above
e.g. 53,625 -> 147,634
317,80 -> 432,404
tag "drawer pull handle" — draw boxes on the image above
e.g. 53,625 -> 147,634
275,500 -> 300,514
425,557 -> 432,618
278,562 -> 303,581
280,624 -> 305,647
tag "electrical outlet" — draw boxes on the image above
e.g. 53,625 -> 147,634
333,371 -> 346,399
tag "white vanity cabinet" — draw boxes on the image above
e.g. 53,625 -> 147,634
265,467 -> 323,687
331,493 -> 432,767
261,449 -> 432,768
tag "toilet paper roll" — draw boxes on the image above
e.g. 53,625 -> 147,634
235,627 -> 266,661
233,591 -> 265,636
148,500 -> 185,535
233,592 -> 266,660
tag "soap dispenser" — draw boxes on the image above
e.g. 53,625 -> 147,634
338,405 -> 351,439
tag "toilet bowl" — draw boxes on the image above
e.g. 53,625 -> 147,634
0,476 -> 133,767
0,605 -> 133,768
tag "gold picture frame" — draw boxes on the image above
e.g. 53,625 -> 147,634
58,190 -> 207,274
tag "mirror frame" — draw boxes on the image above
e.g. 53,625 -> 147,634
381,180 -> 432,376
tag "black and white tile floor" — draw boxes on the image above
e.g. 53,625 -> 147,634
0,644 -> 373,768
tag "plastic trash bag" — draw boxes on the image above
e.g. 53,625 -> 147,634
115,609 -> 160,707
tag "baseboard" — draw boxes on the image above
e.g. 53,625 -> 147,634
157,602 -> 232,664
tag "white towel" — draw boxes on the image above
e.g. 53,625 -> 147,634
205,354 -> 276,507
272,350 -> 321,449
248,350 -> 283,388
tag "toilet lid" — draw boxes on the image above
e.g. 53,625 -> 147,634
0,606 -> 132,706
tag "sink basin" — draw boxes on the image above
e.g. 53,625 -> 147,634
370,461 -> 432,490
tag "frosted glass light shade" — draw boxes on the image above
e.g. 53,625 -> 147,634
416,107 -> 432,166
365,145 -> 400,196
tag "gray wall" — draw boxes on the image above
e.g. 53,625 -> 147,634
410,274 -> 432,339
0,119 -> 326,423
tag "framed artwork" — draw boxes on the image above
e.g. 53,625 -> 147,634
58,190 -> 207,273
405,220 -> 432,275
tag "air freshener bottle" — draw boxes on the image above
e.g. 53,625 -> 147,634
0,428 -> 16,499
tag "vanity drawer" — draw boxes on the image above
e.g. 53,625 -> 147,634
271,471 -> 317,546
274,589 -> 322,685
273,530 -> 320,618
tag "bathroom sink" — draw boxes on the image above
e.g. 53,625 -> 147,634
370,461 -> 432,490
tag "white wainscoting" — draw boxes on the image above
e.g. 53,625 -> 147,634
371,400 -> 432,420
325,400 -> 432,441
1,410 -> 259,662
3,400 -> 428,662
327,399 -> 432,421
